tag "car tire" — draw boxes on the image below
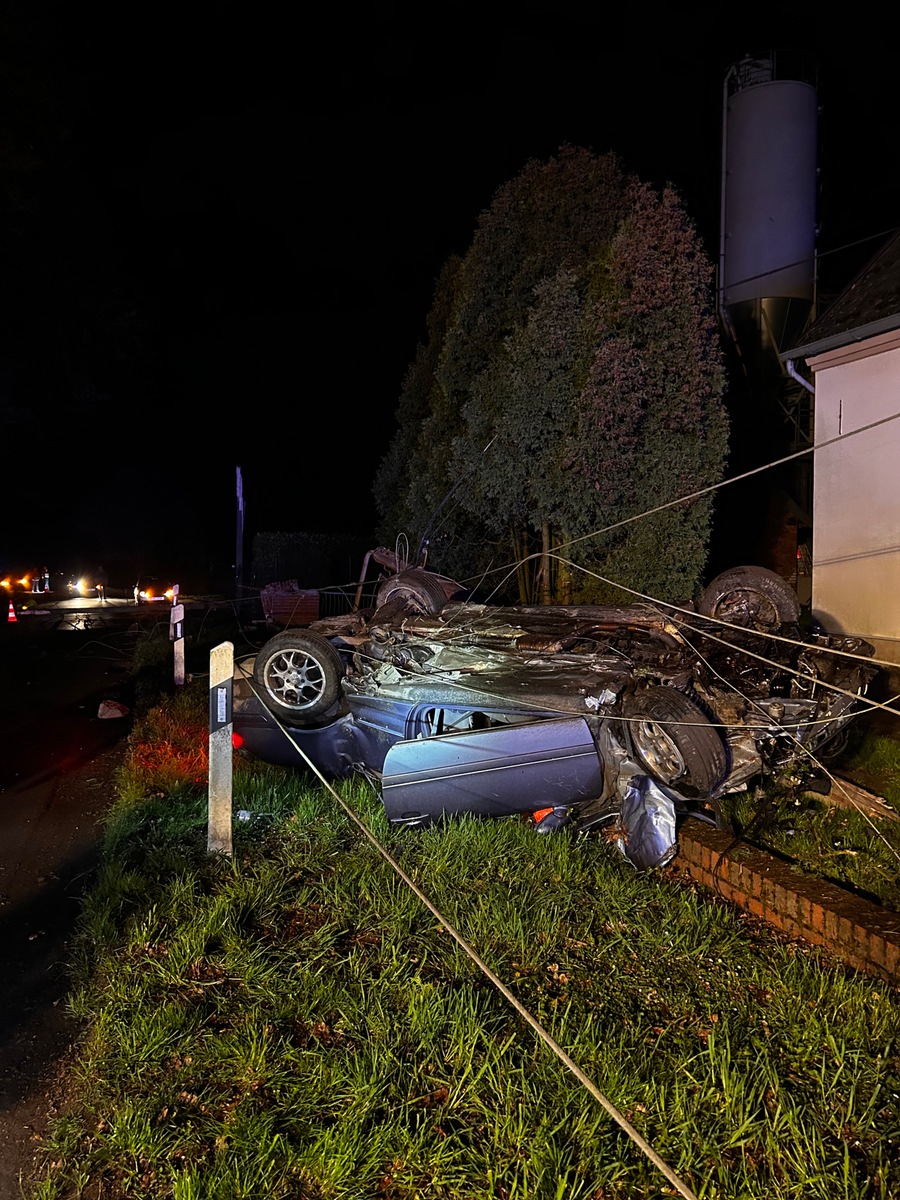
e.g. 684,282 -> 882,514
375,569 -> 448,615
623,685 -> 729,799
252,631 -> 344,724
698,565 -> 800,631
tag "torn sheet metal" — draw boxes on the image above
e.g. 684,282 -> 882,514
614,776 -> 678,870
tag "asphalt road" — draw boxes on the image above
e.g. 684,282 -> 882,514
7,590 -> 168,630
0,616 -> 137,1199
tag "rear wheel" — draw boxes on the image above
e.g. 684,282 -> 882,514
623,686 -> 728,798
252,631 -> 344,724
698,566 -> 799,631
376,569 -> 448,615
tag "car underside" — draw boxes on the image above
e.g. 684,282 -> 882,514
233,564 -> 878,870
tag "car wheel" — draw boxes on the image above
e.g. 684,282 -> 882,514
376,569 -> 448,615
623,686 -> 728,799
252,631 -> 344,724
698,565 -> 800,631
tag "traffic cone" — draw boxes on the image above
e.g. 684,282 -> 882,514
7,600 -> 17,623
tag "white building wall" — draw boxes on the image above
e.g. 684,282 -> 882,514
809,332 -> 900,666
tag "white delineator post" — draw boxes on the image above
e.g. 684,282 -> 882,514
208,641 -> 234,857
170,585 -> 185,685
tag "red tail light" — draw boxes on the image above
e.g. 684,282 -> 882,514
232,731 -> 244,749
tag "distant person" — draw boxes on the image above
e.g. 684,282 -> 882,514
31,569 -> 41,594
42,566 -> 50,592
96,565 -> 108,602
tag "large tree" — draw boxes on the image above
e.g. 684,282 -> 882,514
374,146 -> 728,603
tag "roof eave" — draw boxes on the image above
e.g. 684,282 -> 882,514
780,312 -> 900,362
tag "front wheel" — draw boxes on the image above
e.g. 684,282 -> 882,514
252,631 -> 344,724
623,686 -> 728,799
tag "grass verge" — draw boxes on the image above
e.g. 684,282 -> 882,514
27,671 -> 900,1199
718,728 -> 900,912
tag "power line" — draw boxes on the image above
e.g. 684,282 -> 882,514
462,407 -> 900,595
236,658 -> 703,1200
555,409 -> 900,557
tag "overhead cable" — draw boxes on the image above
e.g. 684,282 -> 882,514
234,659 -> 702,1200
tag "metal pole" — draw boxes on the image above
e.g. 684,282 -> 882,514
208,641 -> 234,856
235,466 -> 245,594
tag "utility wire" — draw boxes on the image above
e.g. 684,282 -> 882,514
236,439 -> 900,1196
717,224 -> 900,295
535,556 -> 900,720
233,536 -> 896,1191
463,408 -> 900,592
553,408 -> 900,554
235,660 -> 702,1200
669,621 -> 900,863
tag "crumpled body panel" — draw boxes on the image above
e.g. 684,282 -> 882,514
234,565 -> 880,868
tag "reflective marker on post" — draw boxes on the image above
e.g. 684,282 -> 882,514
208,641 -> 234,857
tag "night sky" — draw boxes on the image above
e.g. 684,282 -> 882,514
2,7 -> 898,590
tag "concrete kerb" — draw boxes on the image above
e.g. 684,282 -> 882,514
674,823 -> 900,986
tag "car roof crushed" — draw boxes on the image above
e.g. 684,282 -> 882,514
236,564 -> 881,870
317,590 -> 876,740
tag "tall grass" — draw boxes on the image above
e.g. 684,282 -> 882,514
719,726 -> 900,911
840,729 -> 900,806
30,684 -> 900,1199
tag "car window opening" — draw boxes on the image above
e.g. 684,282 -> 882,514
420,708 -> 524,737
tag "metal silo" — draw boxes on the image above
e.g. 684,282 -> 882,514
712,51 -> 818,593
719,51 -> 818,367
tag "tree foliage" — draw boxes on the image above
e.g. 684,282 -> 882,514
374,146 -> 728,603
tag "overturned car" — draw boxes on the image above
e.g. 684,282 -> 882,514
233,564 -> 878,869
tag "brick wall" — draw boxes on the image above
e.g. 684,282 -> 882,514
675,823 -> 900,985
